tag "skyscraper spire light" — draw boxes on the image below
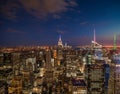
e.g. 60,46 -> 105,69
113,34 -> 117,50
94,28 -> 96,43
58,35 -> 63,47
59,35 -> 62,41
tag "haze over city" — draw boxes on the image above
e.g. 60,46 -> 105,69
0,0 -> 120,46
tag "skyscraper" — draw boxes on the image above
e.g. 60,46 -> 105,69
113,54 -> 120,94
45,48 -> 53,84
113,34 -> 117,50
45,48 -> 52,70
91,28 -> 102,49
85,59 -> 106,94
94,28 -> 96,43
58,35 -> 63,47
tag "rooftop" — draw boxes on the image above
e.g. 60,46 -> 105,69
72,79 -> 86,86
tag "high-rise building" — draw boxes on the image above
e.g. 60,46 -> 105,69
58,35 -> 63,47
94,28 -> 96,44
0,81 -> 7,94
113,54 -> 120,94
0,53 -> 13,82
8,76 -> 22,94
0,53 -> 4,64
26,57 -> 36,72
85,59 -> 106,94
115,64 -> 120,94
72,79 -> 87,94
113,34 -> 117,50
45,49 -> 52,70
3,53 -> 12,67
45,48 -> 53,83
12,52 -> 21,76
91,29 -> 102,49
108,61 -> 115,94
57,48 -> 63,65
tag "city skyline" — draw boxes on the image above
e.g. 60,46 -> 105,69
1,0 -> 120,46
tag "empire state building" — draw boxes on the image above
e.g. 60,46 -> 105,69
58,35 -> 63,47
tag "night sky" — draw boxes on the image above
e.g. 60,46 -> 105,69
0,0 -> 120,46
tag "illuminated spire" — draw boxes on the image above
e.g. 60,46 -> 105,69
91,28 -> 102,48
94,28 -> 96,42
58,35 -> 63,47
114,34 -> 116,50
59,35 -> 62,41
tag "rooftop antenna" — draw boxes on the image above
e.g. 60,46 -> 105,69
94,28 -> 96,43
113,34 -> 117,50
59,35 -> 61,41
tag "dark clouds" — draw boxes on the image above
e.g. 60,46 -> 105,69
80,21 -> 89,26
6,28 -> 25,34
1,0 -> 20,19
1,0 -> 77,19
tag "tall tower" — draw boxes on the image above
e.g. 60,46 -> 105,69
94,28 -> 96,43
58,35 -> 63,47
46,48 -> 52,70
113,34 -> 117,50
45,48 -> 53,83
85,60 -> 106,94
92,28 -> 97,48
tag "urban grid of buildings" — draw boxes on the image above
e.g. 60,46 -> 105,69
0,30 -> 120,94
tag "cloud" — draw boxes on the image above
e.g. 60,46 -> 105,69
6,28 -> 25,34
69,1 -> 78,7
1,0 -> 77,19
1,0 -> 20,20
19,0 -> 77,19
53,14 -> 61,19
80,21 -> 88,26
